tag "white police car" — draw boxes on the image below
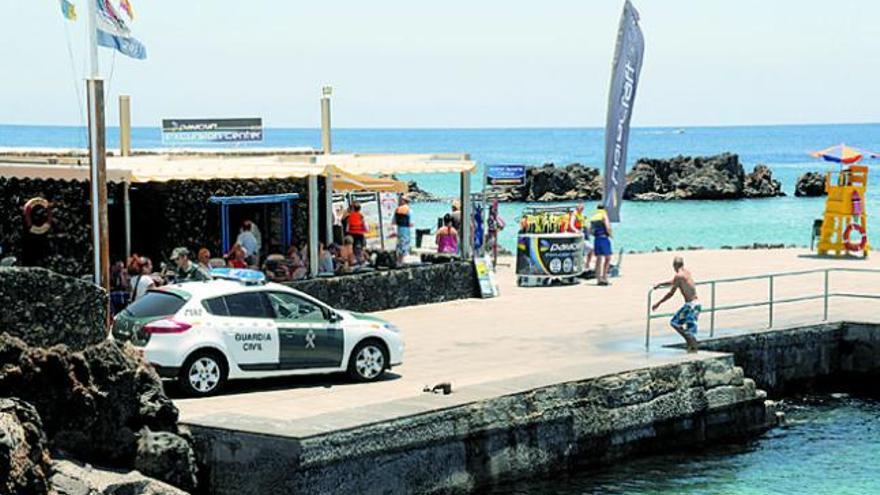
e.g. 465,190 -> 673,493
112,270 -> 404,396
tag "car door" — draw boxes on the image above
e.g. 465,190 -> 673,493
265,291 -> 344,369
217,291 -> 279,371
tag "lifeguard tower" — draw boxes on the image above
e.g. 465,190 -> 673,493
812,144 -> 876,258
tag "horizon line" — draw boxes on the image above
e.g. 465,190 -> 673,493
0,121 -> 878,131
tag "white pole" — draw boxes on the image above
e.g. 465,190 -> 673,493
308,175 -> 320,277
87,0 -> 99,77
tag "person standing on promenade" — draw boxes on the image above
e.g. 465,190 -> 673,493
569,203 -> 593,272
346,202 -> 368,249
394,197 -> 413,266
652,256 -> 701,352
589,204 -> 613,285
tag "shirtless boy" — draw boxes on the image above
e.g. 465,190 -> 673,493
652,256 -> 701,352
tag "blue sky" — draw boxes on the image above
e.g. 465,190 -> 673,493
1,0 -> 878,127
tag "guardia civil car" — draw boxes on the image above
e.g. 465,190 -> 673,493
112,272 -> 404,396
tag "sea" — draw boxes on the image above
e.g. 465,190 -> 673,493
1,123 -> 878,253
487,393 -> 880,495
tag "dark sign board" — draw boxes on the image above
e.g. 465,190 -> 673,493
486,165 -> 527,187
516,234 -> 585,277
161,118 -> 263,143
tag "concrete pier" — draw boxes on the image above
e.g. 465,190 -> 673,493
176,249 -> 880,494
189,352 -> 775,494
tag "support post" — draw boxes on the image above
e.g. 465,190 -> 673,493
710,281 -> 716,337
768,275 -> 774,328
123,181 -> 131,258
325,173 -> 334,247
308,175 -> 320,277
87,78 -> 110,293
645,291 -> 652,351
459,170 -> 472,258
119,95 -> 132,156
321,86 -> 332,154
321,87 -> 334,247
823,269 -> 829,320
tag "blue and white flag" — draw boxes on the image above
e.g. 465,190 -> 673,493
602,0 -> 644,223
95,0 -> 146,60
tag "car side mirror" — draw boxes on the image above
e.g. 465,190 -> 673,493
327,311 -> 342,323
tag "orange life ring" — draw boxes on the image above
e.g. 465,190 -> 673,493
843,223 -> 867,252
23,197 -> 52,235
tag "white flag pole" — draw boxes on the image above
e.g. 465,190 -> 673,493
87,0 -> 99,77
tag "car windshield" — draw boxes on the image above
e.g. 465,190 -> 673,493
124,291 -> 186,318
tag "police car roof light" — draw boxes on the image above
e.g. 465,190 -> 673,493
210,268 -> 267,285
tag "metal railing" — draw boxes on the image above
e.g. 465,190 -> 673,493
645,268 -> 880,350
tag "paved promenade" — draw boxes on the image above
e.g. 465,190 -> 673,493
177,248 -> 880,429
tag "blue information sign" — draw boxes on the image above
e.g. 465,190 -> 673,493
486,165 -> 527,186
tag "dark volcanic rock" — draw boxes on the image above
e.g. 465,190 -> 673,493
744,164 -> 785,198
0,334 -> 179,468
0,267 -> 107,351
135,429 -> 198,493
795,172 -> 827,197
404,179 -> 438,202
624,153 -> 746,200
493,163 -> 602,202
0,398 -> 51,495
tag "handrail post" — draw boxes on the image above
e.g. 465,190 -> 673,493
768,275 -> 774,328
823,269 -> 829,320
710,281 -> 716,337
645,290 -> 652,351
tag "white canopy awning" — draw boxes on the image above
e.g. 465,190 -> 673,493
0,150 -> 476,184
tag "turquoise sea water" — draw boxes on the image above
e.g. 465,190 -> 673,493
1,124 -> 878,252
487,394 -> 880,495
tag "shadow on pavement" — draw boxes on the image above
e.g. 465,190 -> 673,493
165,371 -> 402,399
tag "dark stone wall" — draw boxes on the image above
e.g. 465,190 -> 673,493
0,177 -> 307,277
288,262 -> 480,313
0,267 -> 107,350
692,321 -> 880,395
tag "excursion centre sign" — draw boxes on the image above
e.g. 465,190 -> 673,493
161,118 -> 264,143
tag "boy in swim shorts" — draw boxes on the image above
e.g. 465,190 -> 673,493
652,256 -> 701,352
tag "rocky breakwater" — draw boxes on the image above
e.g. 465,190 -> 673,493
0,268 -> 197,495
625,153 -> 784,200
795,171 -> 827,197
493,163 -> 602,202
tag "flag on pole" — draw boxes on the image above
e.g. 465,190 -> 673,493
602,0 -> 645,223
119,0 -> 135,20
60,0 -> 77,21
95,0 -> 146,59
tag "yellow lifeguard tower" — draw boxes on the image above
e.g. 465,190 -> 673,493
812,145 -> 875,258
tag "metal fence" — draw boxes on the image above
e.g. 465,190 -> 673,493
645,267 -> 880,350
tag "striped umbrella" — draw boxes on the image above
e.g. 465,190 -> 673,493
810,144 -> 879,164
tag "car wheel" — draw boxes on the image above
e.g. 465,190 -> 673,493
179,350 -> 227,397
347,340 -> 388,382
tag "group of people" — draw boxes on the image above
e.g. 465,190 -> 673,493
109,246 -> 211,315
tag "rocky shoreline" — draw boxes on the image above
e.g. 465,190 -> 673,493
408,153 -> 830,203
0,268 -> 198,495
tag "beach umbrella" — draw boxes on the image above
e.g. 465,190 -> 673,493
810,144 -> 879,164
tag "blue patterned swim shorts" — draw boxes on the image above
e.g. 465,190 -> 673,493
671,301 -> 702,336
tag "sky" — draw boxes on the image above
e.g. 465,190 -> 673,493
1,0 -> 878,128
